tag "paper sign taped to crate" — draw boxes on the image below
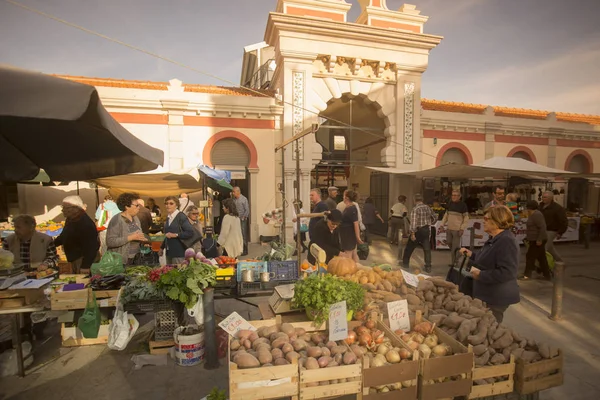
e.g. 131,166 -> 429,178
328,301 -> 348,342
238,377 -> 292,389
218,312 -> 257,337
401,270 -> 420,287
387,299 -> 410,332
99,299 -> 109,307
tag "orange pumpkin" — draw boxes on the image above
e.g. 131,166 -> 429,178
327,256 -> 357,276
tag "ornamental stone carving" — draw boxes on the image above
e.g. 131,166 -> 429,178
403,82 -> 415,164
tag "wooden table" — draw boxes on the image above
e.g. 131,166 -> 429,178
0,303 -> 44,377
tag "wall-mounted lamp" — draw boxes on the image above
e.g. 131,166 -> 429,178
433,137 -> 438,146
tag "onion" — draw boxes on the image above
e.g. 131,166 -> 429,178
394,329 -> 405,336
419,344 -> 432,359
344,331 -> 357,345
372,356 -> 386,367
365,320 -> 376,330
358,333 -> 373,347
377,344 -> 389,355
354,310 -> 366,321
407,341 -> 419,351
423,334 -> 438,349
398,348 -> 412,360
385,350 -> 401,363
355,326 -> 369,336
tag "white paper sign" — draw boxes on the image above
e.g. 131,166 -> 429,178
328,301 -> 348,342
401,270 -> 420,287
218,312 -> 257,337
99,299 -> 109,307
387,300 -> 410,333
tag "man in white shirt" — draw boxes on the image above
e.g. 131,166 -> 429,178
389,195 -> 408,245
233,187 -> 250,255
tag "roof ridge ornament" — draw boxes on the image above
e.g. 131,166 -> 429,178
356,2 -> 428,33
276,0 -> 352,22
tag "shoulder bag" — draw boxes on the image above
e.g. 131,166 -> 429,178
177,213 -> 203,249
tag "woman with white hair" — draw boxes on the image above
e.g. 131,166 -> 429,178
53,195 -> 99,274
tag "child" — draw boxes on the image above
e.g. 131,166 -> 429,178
506,193 -> 519,221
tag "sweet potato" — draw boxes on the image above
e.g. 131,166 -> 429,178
511,348 -> 525,359
450,293 -> 464,301
468,319 -> 490,346
491,331 -> 514,350
490,353 -> 506,365
549,346 -> 559,358
383,293 -> 403,302
471,298 -> 484,308
424,291 -> 435,302
430,278 -> 456,289
443,314 -> 465,329
492,327 -> 508,341
474,350 -> 490,366
473,344 -> 488,356
417,279 -> 435,292
467,307 -> 486,317
519,351 -> 540,363
538,343 -> 551,359
457,319 -> 473,343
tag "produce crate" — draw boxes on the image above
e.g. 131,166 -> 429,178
350,320 -> 420,400
267,260 -> 299,281
228,317 -> 300,400
515,350 -> 563,395
236,260 -> 268,281
469,355 -> 516,399
61,323 -> 110,347
215,267 -> 237,289
123,298 -> 171,314
58,261 -> 73,274
149,338 -> 175,355
237,280 -> 296,296
51,288 -> 119,311
416,323 -> 474,400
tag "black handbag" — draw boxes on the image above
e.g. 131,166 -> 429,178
446,250 -> 474,297
177,213 -> 203,249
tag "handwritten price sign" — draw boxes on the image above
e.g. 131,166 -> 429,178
401,270 -> 420,288
218,312 -> 257,337
328,301 -> 348,342
387,299 -> 410,333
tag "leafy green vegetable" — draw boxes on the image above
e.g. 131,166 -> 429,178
121,276 -> 164,304
157,260 -> 217,309
259,241 -> 295,261
292,274 -> 364,325
206,387 -> 226,400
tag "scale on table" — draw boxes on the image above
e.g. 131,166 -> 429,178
268,283 -> 301,314
0,264 -> 27,290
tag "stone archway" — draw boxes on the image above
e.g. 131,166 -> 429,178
565,150 -> 593,173
436,143 -> 473,167
508,146 -> 537,163
308,77 -> 396,166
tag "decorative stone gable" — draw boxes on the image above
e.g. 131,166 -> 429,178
276,0 -> 351,22
356,1 -> 428,33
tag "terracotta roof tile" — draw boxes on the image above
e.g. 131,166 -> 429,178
421,99 -> 487,114
55,75 -> 274,97
422,98 -> 599,126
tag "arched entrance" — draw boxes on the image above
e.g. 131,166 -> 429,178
435,143 -> 473,166
313,94 -> 388,234
508,146 -> 536,163
565,150 -> 593,212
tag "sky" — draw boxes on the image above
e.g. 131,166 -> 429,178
1,0 -> 599,115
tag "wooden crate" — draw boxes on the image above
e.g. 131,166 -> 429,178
61,323 -> 110,347
299,362 -> 362,400
469,355 -> 515,399
58,262 -> 73,275
361,320 -> 419,400
0,287 -> 46,306
58,274 -> 90,285
417,324 -> 474,400
150,339 -> 175,355
51,288 -> 119,311
515,350 -> 563,395
229,317 -> 301,400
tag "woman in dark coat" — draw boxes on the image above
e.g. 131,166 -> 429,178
307,210 -> 342,265
460,205 -> 520,323
160,195 -> 195,265
339,190 -> 363,262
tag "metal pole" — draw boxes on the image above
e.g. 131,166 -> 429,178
295,140 -> 302,269
469,226 -> 475,249
203,288 -> 219,369
549,261 -> 564,321
281,147 -> 286,244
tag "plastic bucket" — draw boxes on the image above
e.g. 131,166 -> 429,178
173,325 -> 205,367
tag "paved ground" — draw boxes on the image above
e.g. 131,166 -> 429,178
0,239 -> 598,400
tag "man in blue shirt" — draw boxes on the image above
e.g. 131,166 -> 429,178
308,188 -> 328,240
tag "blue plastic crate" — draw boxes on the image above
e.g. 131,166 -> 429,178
267,260 -> 299,281
236,261 -> 268,282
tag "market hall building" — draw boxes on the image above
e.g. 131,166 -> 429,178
5,0 -> 600,243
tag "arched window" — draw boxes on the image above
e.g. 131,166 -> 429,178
567,154 -> 591,174
511,151 -> 531,161
440,148 -> 468,165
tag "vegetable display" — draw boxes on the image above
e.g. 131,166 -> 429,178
258,241 -> 295,261
292,274 -> 364,325
230,323 -> 359,380
157,259 -> 217,309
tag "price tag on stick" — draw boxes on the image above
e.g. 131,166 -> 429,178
328,301 -> 348,342
401,270 -> 420,288
218,312 -> 257,337
387,300 -> 410,333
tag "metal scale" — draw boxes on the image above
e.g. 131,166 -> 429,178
0,264 -> 27,290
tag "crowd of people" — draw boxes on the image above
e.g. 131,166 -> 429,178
1,186 -> 253,274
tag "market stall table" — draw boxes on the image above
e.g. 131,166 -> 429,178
0,303 -> 44,377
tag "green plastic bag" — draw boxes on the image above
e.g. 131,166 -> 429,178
91,251 -> 124,276
78,291 -> 101,338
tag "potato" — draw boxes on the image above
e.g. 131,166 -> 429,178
237,329 -> 254,341
235,353 -> 260,369
343,351 -> 357,365
321,346 -> 331,357
295,327 -> 306,336
273,358 -> 290,365
281,343 -> 294,354
257,349 -> 273,365
331,345 -> 347,356
271,348 -> 284,359
248,332 -> 259,342
230,339 -> 241,351
281,323 -> 295,337
286,351 -> 301,363
318,356 -> 332,368
307,346 -> 323,358
251,337 -> 270,350
293,339 -> 309,352
272,337 -> 289,349
255,343 -> 271,353
305,357 -> 320,370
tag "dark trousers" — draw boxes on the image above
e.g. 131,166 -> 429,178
525,240 -> 551,278
389,217 -> 404,244
364,223 -> 375,244
213,216 -> 222,234
295,232 -> 308,251
241,219 -> 248,253
489,304 -> 509,323
403,225 -> 432,268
